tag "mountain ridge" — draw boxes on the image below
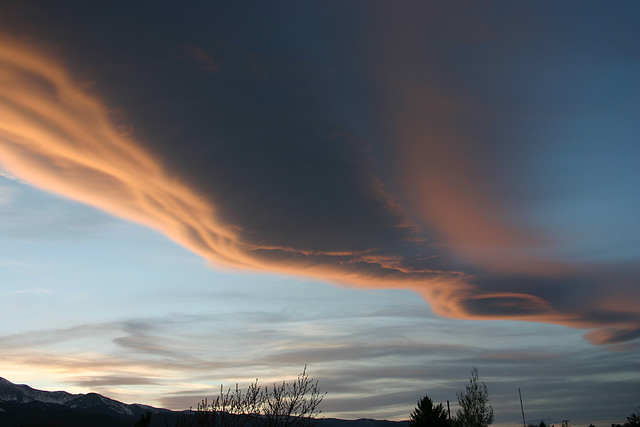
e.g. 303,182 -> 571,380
0,377 -> 410,427
0,376 -> 171,417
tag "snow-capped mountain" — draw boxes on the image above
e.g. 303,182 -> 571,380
0,376 -> 175,425
0,377 -> 410,427
0,376 -> 74,405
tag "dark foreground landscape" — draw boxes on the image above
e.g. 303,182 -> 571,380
0,377 -> 408,427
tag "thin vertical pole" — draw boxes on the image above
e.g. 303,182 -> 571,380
519,388 -> 526,427
447,400 -> 451,421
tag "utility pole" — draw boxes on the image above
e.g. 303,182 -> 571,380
519,388 -> 526,427
447,400 -> 451,421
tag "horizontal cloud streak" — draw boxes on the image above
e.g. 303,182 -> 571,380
1,306 -> 638,423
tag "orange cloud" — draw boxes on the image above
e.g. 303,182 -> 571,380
1,36 -> 638,345
0,36 -> 250,269
0,37 -> 457,290
391,83 -> 574,277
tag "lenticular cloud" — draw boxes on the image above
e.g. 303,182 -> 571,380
2,37 -> 639,346
0,37 -> 458,289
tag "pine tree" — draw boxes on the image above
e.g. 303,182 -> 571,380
409,394 -> 451,427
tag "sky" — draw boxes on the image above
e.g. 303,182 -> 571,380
0,1 -> 639,425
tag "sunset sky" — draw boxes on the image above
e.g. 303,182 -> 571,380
0,1 -> 639,425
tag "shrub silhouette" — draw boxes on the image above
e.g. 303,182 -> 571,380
133,411 -> 151,427
625,408 -> 640,427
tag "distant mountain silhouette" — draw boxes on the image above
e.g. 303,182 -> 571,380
0,377 -> 410,427
0,376 -> 180,426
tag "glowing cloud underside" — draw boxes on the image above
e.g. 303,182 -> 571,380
0,39 -> 247,267
1,39 -> 639,345
0,38 -> 458,290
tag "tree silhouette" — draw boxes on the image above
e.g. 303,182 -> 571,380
193,366 -> 324,427
133,411 -> 152,427
409,394 -> 451,427
455,367 -> 493,427
625,408 -> 640,427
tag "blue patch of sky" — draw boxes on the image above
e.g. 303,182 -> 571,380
450,9 -> 640,264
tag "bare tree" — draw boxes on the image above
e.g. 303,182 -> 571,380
262,367 -> 324,427
194,367 -> 324,427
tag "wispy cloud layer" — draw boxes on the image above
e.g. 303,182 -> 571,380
1,304 -> 638,423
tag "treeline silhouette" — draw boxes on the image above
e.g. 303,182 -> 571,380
131,366 -> 639,427
162,366 -> 324,427
407,367 -> 639,427
409,367 -> 493,427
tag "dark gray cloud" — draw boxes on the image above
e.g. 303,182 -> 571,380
1,1 -> 421,257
